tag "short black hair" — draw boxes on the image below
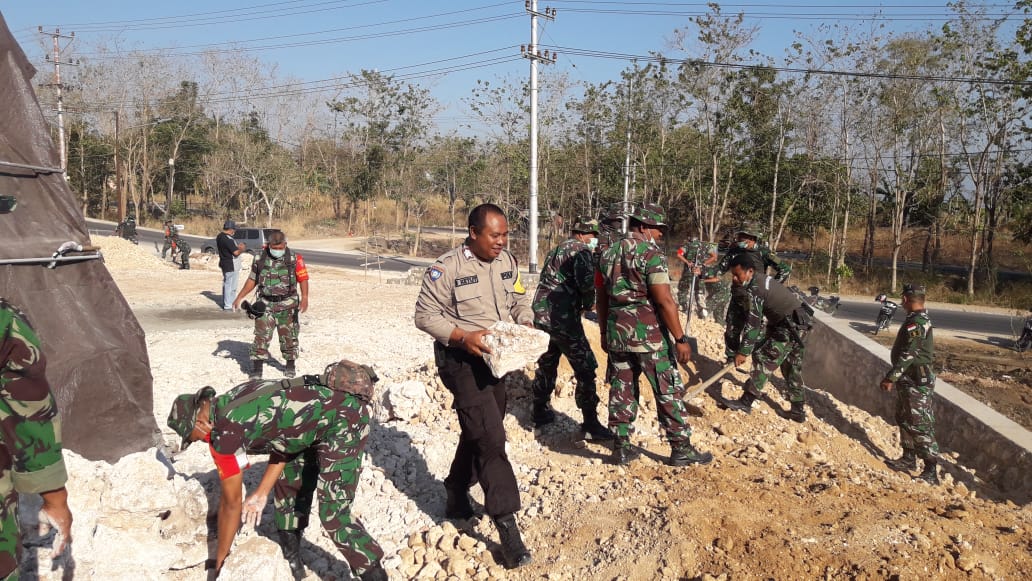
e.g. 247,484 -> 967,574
468,203 -> 506,230
728,253 -> 755,270
268,230 -> 286,245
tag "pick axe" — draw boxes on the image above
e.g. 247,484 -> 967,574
684,361 -> 739,400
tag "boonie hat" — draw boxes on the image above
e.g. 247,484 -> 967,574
901,283 -> 926,297
572,217 -> 600,235
629,202 -> 668,228
167,386 -> 217,450
223,220 -> 237,230
736,222 -> 762,239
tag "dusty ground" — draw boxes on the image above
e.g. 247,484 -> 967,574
88,237 -> 1032,580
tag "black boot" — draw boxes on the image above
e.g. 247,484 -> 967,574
918,458 -> 940,485
532,402 -> 556,427
276,529 -> 305,581
358,564 -> 388,581
284,360 -> 296,378
580,407 -> 614,441
668,440 -> 714,466
444,484 -> 474,519
249,360 -> 264,380
723,391 -> 756,413
788,400 -> 807,423
610,436 -> 638,465
493,513 -> 532,569
887,450 -> 918,473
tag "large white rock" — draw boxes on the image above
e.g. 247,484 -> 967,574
105,450 -> 178,513
380,380 -> 432,420
217,534 -> 296,580
480,321 -> 550,378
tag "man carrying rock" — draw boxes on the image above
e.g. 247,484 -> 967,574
165,360 -> 386,580
596,202 -> 713,467
414,203 -> 534,570
216,220 -> 245,311
880,283 -> 940,485
233,230 -> 309,379
530,216 -> 612,441
0,300 -> 74,578
721,254 -> 813,422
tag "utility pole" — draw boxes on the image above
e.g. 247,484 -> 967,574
521,0 -> 556,274
39,27 -> 76,177
114,111 -> 125,222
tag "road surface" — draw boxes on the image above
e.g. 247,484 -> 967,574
832,298 -> 1026,342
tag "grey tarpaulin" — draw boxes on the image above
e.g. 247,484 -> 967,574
0,12 -> 159,462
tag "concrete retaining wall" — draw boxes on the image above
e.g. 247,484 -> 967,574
805,312 -> 1032,503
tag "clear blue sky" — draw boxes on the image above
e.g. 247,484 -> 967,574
2,1 -> 1018,132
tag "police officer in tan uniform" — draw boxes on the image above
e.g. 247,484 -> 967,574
414,203 -> 534,570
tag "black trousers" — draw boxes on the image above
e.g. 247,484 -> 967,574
434,343 -> 520,517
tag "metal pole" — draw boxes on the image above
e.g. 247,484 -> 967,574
53,31 -> 67,175
528,0 -> 540,273
167,158 -> 175,218
622,122 -> 632,231
115,111 -> 125,222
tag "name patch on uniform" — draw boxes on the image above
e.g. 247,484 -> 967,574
455,275 -> 479,287
501,270 -> 514,280
427,266 -> 444,281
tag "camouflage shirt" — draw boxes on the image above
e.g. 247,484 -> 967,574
706,243 -> 791,282
208,378 -> 370,464
598,231 -> 671,353
887,310 -> 934,382
532,238 -> 595,332
738,275 -> 805,356
249,249 -> 310,298
0,301 -> 67,496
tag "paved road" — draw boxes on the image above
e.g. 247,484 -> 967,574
833,298 -> 1026,341
86,219 -> 430,273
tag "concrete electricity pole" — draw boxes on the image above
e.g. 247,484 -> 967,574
39,27 -> 76,177
522,1 -> 556,274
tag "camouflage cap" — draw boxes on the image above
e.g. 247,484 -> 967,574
166,386 -> 216,450
901,283 -> 926,297
629,202 -> 668,228
323,359 -> 379,403
572,217 -> 600,234
736,222 -> 762,239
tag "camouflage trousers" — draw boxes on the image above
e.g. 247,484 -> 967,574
533,325 -> 599,411
895,373 -> 940,460
272,433 -> 384,573
705,281 -> 730,323
606,344 -> 691,443
745,324 -> 807,404
161,239 -> 172,260
250,298 -> 300,360
724,285 -> 750,359
676,276 -> 708,318
178,242 -> 191,270
0,487 -> 19,579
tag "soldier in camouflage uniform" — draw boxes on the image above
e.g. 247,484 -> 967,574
234,231 -> 310,380
721,254 -> 812,423
176,235 -> 191,270
0,300 -> 73,579
597,202 -> 713,467
530,217 -> 613,440
166,359 -> 386,581
161,220 -> 175,260
676,238 -> 718,319
880,283 -> 940,485
702,225 -> 791,360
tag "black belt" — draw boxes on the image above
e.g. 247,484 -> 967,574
261,294 -> 294,303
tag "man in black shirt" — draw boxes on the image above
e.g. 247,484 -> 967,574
217,220 -> 245,311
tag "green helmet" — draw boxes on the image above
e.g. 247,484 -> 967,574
629,202 -> 668,228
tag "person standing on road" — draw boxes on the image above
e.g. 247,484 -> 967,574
530,217 -> 613,441
0,300 -> 74,578
217,220 -> 246,311
234,230 -> 309,380
413,203 -> 534,570
165,359 -> 387,581
880,283 -> 940,485
720,254 -> 813,422
597,202 -> 713,467
161,220 -> 175,260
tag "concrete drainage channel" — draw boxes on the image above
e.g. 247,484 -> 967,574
805,311 -> 1032,503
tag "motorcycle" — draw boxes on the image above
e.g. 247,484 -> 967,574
788,285 -> 840,316
1015,314 -> 1032,352
873,294 -> 899,335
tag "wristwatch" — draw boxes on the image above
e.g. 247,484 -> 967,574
675,335 -> 691,345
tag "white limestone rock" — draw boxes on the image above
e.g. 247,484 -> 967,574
381,380 -> 432,420
480,321 -> 550,378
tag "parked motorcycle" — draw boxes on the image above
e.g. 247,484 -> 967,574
788,285 -> 841,315
873,294 -> 899,335
1015,313 -> 1032,352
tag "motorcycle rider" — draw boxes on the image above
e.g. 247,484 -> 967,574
874,293 -> 900,335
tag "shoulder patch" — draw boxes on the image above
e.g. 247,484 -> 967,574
427,265 -> 444,282
513,271 -> 526,294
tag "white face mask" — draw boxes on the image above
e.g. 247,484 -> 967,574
269,248 -> 286,258
587,238 -> 599,250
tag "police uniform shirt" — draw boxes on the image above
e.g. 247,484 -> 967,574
415,243 -> 532,345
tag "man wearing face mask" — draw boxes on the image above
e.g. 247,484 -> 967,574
529,217 -> 613,441
234,230 -> 310,380
597,202 -> 713,467
701,225 -> 791,361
